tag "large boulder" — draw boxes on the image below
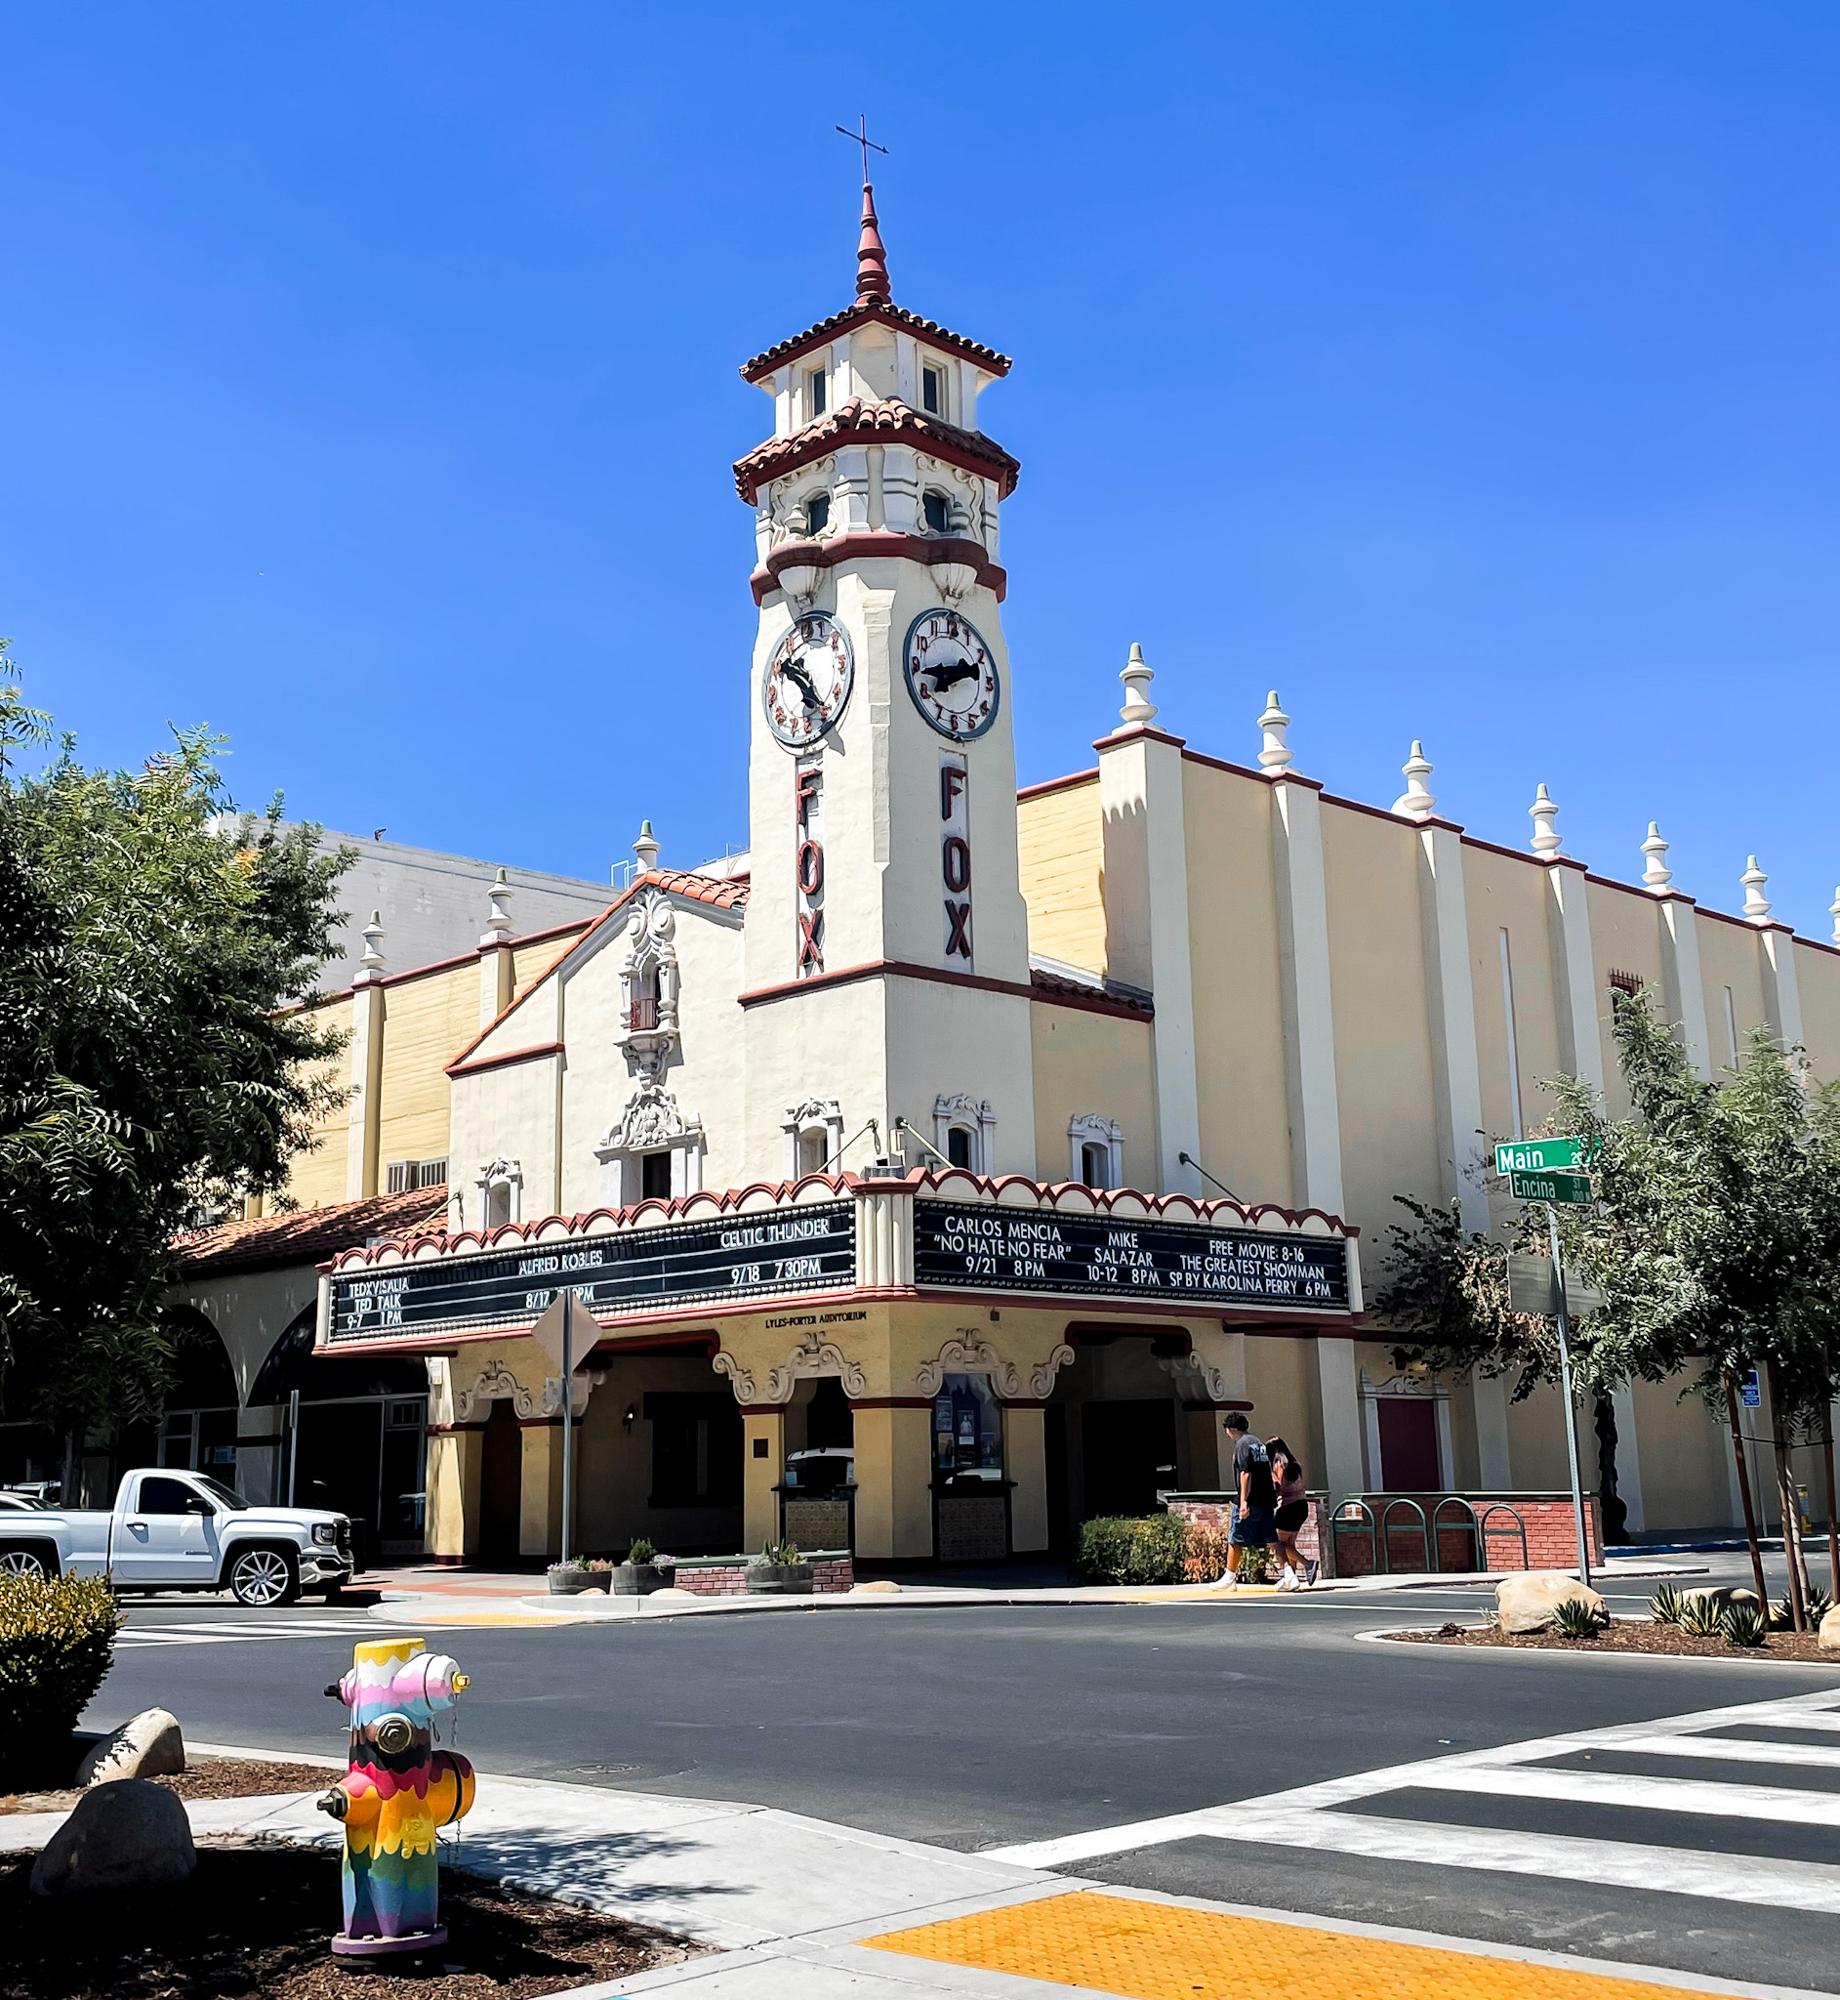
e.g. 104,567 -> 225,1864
851,1579 -> 902,1595
1676,1586 -> 1762,1623
30,1778 -> 197,1898
77,1708 -> 185,1788
1496,1571 -> 1609,1636
1819,1606 -> 1840,1653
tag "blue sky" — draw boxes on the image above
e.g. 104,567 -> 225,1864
4,5 -> 1836,934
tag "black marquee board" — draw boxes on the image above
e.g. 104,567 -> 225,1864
913,1200 -> 1350,1311
326,1202 -> 857,1343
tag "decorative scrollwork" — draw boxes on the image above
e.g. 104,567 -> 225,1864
1028,1343 -> 1076,1399
453,1359 -> 536,1423
915,1334 -> 1022,1399
713,1336 -> 867,1406
1156,1350 -> 1233,1404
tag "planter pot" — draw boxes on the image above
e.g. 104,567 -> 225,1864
612,1562 -> 670,1597
746,1562 -> 814,1596
547,1568 -> 599,1595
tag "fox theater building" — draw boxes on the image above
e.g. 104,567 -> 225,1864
271,181 -> 1840,1568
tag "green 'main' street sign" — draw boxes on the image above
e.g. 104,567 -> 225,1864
1508,1168 -> 1593,1206
1495,1136 -> 1590,1175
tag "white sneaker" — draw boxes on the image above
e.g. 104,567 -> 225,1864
1276,1568 -> 1298,1591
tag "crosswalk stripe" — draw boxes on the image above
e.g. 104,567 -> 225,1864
1408,1762 -> 1840,1826
1604,1732 -> 1840,1772
1248,1808 -> 1840,1916
1736,1711 -> 1840,1735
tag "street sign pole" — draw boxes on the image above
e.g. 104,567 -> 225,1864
1548,1205 -> 1593,1589
560,1289 -> 576,1568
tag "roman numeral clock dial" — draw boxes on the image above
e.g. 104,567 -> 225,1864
763,613 -> 854,750
903,609 -> 1000,742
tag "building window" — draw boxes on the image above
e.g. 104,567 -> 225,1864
808,365 -> 827,418
932,1373 -> 1003,1483
783,1097 -> 845,1180
386,1157 -> 447,1194
797,1127 -> 831,1176
1068,1114 -> 1124,1188
648,1392 -> 743,1507
804,492 -> 831,536
640,1150 -> 673,1201
476,1157 -> 522,1231
922,489 -> 951,534
921,363 -> 945,416
1607,967 -> 1642,998
933,1094 -> 995,1174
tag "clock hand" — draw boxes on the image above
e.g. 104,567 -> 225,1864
782,658 -> 822,708
922,657 -> 977,694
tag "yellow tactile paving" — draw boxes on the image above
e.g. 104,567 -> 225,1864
865,1891 -> 1719,1999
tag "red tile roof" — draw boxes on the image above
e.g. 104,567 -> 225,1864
734,397 -> 1020,504
173,1185 -> 450,1279
740,300 -> 1012,385
1030,965 -> 1154,1016
646,867 -> 750,910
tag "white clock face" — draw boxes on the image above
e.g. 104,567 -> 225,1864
762,613 -> 854,750
903,609 -> 1001,742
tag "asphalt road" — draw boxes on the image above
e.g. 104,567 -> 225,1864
87,1561 -> 1840,1993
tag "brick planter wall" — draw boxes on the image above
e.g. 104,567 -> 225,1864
1161,1493 -> 1326,1575
1328,1494 -> 1602,1578
665,1551 -> 854,1596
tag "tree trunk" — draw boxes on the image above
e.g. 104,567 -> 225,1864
1724,1372 -> 1769,1607
1593,1393 -> 1627,1542
60,1428 -> 81,1510
1824,1408 -> 1840,1608
1765,1360 -> 1809,1631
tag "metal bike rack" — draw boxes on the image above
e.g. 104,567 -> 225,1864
1329,1498 -> 1379,1579
1430,1495 -> 1482,1574
1477,1501 -> 1530,1572
1377,1496 -> 1432,1575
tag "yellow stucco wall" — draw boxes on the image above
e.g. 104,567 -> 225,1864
1629,1376 -> 1732,1534
1797,941 -> 1840,1087
286,1011 -> 354,1210
1017,778 -> 1107,975
1695,915 -> 1770,1072
1029,1004 -> 1155,1186
372,963 -> 480,1174
1462,846 -> 1571,1140
1319,804 -> 1441,1228
1182,763 -> 1295,1210
1584,884 -> 1667,1113
1244,1336 -> 1325,1495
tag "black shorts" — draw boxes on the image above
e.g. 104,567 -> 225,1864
1274,1500 -> 1308,1533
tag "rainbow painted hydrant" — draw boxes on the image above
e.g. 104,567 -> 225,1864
317,1636 -> 476,1957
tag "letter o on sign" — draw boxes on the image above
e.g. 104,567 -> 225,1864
797,840 -> 824,897
941,834 -> 971,895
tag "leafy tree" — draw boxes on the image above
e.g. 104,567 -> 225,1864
0,652 -> 351,1462
1378,988 -> 1840,1620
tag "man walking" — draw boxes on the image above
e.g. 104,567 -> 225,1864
1223,1411 -> 1277,1584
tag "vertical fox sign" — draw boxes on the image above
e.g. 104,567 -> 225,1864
940,753 -> 972,966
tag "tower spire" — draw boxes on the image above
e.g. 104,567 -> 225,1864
855,180 -> 891,304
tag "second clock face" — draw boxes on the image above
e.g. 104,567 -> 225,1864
903,609 -> 1001,742
762,612 -> 854,750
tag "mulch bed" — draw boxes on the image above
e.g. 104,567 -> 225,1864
2,1757 -> 337,1817
1389,1619 -> 1840,1664
0,1842 -> 703,2000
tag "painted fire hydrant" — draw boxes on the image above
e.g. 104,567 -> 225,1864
317,1635 -> 476,1956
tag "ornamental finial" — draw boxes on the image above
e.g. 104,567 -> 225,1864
633,820 -> 661,874
1830,886 -> 1840,946
1741,855 -> 1771,923
357,910 -> 385,984
482,866 -> 513,944
1257,691 -> 1292,774
1641,822 -> 1673,893
1392,741 -> 1436,821
855,181 -> 891,305
1115,642 -> 1158,731
1528,783 -> 1561,856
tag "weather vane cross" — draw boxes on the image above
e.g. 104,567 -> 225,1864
835,114 -> 888,185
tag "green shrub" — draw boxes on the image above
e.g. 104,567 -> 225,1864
1076,1515 -> 1190,1585
0,1573 -> 121,1785
1678,1592 -> 1724,1637
1553,1595 -> 1604,1640
753,1540 -> 803,1567
1808,1589 -> 1834,1624
1649,1582 -> 1684,1626
1722,1602 -> 1768,1648
626,1538 -> 656,1566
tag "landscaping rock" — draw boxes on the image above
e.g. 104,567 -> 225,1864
30,1778 -> 197,1897
77,1707 -> 185,1787
852,1580 -> 902,1595
648,1586 -> 697,1601
1820,1606 -> 1840,1653
1677,1586 -> 1762,1621
1495,1571 -> 1608,1635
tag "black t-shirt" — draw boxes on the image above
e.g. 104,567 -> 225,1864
1233,1434 -> 1276,1510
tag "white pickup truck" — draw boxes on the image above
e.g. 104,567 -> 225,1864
0,1468 -> 353,1606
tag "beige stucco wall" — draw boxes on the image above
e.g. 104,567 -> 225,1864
1181,763 -> 1295,1210
1319,804 -> 1442,1229
1695,914 -> 1771,1072
1584,884 -> 1668,1113
1244,1336 -> 1325,1494
1029,1004 -> 1155,1186
374,964 -> 479,1175
1629,1376 -> 1733,1534
1462,845 -> 1571,1141
1797,940 -> 1840,1087
171,1264 -> 313,1405
1018,778 -> 1107,976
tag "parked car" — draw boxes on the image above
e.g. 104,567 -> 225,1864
0,1484 -> 57,1507
782,1447 -> 855,1492
0,1467 -> 352,1606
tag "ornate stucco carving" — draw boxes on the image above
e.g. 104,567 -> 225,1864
713,1335 -> 867,1406
597,1081 -> 698,1159
616,890 -> 681,1080
1157,1350 -> 1234,1405
1029,1344 -> 1076,1399
915,1334 -> 1076,1402
453,1360 -> 536,1423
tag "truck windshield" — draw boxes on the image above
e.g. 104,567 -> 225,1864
190,1475 -> 250,1512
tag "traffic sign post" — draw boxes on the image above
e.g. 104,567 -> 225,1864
1548,1205 -> 1594,1591
1507,1167 -> 1593,1206
1495,1136 -> 1593,1176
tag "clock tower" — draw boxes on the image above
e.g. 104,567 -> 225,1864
734,176 -> 1036,1178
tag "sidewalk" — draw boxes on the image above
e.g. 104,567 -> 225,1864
367,1553 -> 1709,1630
0,1753 -> 1808,1999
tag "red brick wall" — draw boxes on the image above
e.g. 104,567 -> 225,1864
1328,1495 -> 1602,1577
667,1554 -> 854,1596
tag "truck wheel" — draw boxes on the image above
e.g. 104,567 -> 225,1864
228,1546 -> 298,1607
0,1546 -> 53,1580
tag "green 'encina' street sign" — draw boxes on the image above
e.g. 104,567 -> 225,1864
1507,1168 -> 1593,1206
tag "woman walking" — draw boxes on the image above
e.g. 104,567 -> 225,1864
1266,1436 -> 1313,1589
